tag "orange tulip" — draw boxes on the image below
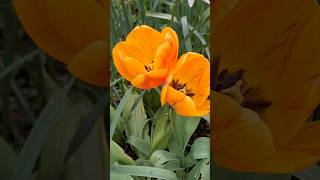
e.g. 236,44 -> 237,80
112,25 -> 179,89
161,52 -> 210,116
213,0 -> 320,173
13,0 -> 107,86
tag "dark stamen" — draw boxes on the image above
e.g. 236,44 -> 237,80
216,68 -> 272,113
170,79 -> 195,97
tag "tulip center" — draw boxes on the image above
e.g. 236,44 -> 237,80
144,64 -> 153,72
215,69 -> 271,112
170,79 -> 195,97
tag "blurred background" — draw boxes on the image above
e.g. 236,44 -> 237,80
0,0 -> 108,180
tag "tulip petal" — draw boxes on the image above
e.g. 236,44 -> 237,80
131,69 -> 168,89
163,86 -> 209,116
126,25 -> 164,65
215,0 -> 319,78
13,0 -> 107,63
213,93 -> 318,173
174,53 -> 210,92
262,12 -> 320,146
112,41 -> 148,66
153,41 -> 171,69
68,41 -> 107,86
287,121 -> 320,155
213,0 -> 238,26
175,97 -> 209,116
161,27 -> 179,71
113,56 -> 146,82
215,0 -> 320,146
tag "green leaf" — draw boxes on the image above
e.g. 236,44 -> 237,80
110,172 -> 134,180
61,119 -> 108,180
145,12 -> 177,22
10,77 -> 75,180
190,137 -> 210,159
126,135 -> 150,156
169,111 -> 200,154
0,50 -> 41,80
0,136 -> 17,180
110,139 -> 135,165
64,95 -> 108,164
110,87 -> 132,138
38,92 -> 97,180
111,163 -> 177,180
150,108 -> 172,154
187,159 -> 210,180
181,16 -> 193,51
150,150 -> 181,170
124,93 -> 149,140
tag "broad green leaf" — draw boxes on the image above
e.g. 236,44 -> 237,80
62,119 -> 108,180
126,135 -> 150,156
38,92 -> 95,180
190,137 -> 209,159
10,77 -> 75,180
150,150 -> 181,170
169,111 -> 200,154
111,163 -> 177,180
64,94 -> 108,164
150,109 -> 172,154
187,159 -> 210,180
110,139 -> 135,165
110,172 -> 134,180
125,94 -> 149,140
0,136 -> 17,180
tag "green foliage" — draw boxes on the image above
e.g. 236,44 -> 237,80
110,1 -> 210,179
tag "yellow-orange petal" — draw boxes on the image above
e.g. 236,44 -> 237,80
161,27 -> 179,71
162,86 -> 187,106
175,96 -> 209,116
68,41 -> 107,86
13,0 -> 106,63
131,69 -> 168,89
174,52 -> 210,91
213,92 -> 319,173
112,41 -> 149,66
213,0 -> 238,27
97,0 -> 107,9
113,56 -> 146,82
153,41 -> 171,70
126,25 -> 164,65
287,121 -> 320,155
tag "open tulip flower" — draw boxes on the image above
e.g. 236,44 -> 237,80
213,0 -> 320,173
13,0 -> 107,86
161,52 -> 210,116
112,25 -> 179,89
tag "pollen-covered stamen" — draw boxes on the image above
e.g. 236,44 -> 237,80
144,64 -> 153,72
170,79 -> 195,97
215,69 -> 272,112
